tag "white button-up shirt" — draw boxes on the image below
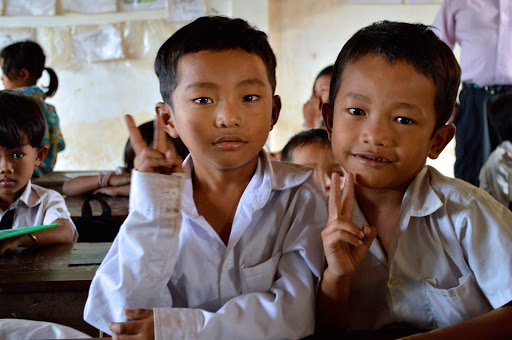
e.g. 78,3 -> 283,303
0,181 -> 76,233
84,152 -> 327,339
479,140 -> 512,209
349,166 -> 512,330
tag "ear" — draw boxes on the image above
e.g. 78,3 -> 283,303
270,95 -> 281,131
18,68 -> 31,83
322,103 -> 333,136
428,124 -> 455,159
155,102 -> 179,138
35,142 -> 49,166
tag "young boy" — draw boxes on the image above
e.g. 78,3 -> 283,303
281,128 -> 346,196
0,90 -> 76,256
318,21 -> 512,337
84,16 -> 326,339
479,93 -> 512,210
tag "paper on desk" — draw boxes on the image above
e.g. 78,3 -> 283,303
0,224 -> 59,240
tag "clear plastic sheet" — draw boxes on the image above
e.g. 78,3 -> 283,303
4,0 -> 56,16
62,0 -> 117,14
72,24 -> 125,63
119,0 -> 166,11
123,19 -> 179,59
167,0 -> 206,22
37,27 -> 72,67
0,29 -> 36,50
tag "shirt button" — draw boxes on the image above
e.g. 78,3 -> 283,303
388,277 -> 400,288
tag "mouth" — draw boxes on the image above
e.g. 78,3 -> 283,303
0,178 -> 16,187
354,153 -> 392,167
213,135 -> 247,150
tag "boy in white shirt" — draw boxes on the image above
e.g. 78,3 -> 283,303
0,90 -> 77,256
84,16 -> 326,339
479,93 -> 512,210
318,21 -> 512,338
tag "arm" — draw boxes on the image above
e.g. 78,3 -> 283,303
431,0 -> 456,48
62,173 -> 130,196
403,303 -> 512,340
94,184 -> 131,197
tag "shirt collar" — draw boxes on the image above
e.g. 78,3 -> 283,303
18,181 -> 42,208
401,166 -> 443,218
21,86 -> 45,101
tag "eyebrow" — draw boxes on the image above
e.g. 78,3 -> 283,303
185,78 -> 267,91
344,92 -> 371,102
344,93 -> 422,112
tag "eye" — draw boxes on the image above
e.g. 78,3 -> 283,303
13,152 -> 24,159
348,108 -> 365,116
396,116 -> 414,125
193,97 -> 213,104
242,94 -> 259,102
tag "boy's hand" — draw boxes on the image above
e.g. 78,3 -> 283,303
303,93 -> 322,129
125,114 -> 181,174
109,309 -> 154,340
321,173 -> 377,278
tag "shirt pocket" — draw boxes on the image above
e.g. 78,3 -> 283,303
240,251 -> 281,294
424,272 -> 492,328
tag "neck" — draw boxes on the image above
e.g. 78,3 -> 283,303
355,184 -> 408,227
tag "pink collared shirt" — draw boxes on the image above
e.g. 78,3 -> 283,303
433,0 -> 512,86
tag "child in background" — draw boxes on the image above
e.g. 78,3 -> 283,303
303,65 -> 333,129
318,21 -> 512,338
0,90 -> 76,256
84,16 -> 326,339
0,40 -> 65,177
62,120 -> 188,197
281,128 -> 346,195
479,93 -> 512,210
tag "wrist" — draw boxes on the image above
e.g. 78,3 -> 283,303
324,267 -> 353,285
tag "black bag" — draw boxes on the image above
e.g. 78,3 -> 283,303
75,194 -> 123,242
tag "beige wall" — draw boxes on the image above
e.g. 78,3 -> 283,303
1,0 -> 454,175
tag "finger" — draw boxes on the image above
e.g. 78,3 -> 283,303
124,309 -> 152,320
323,228 -> 363,247
322,220 -> 364,239
361,225 -> 378,249
154,114 -> 167,154
125,114 -> 147,156
339,172 -> 355,221
109,320 -> 142,336
328,172 -> 343,222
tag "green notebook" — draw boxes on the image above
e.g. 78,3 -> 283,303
0,224 -> 59,240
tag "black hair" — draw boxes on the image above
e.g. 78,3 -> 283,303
0,40 -> 58,98
487,93 -> 512,142
154,16 -> 277,106
123,120 -> 189,171
329,21 -> 461,133
0,89 -> 45,149
312,65 -> 334,93
281,128 -> 331,162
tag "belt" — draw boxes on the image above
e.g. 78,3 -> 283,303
463,82 -> 512,95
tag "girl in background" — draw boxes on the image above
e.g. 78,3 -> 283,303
0,40 -> 65,177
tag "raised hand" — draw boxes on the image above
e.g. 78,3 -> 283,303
321,172 -> 377,278
303,93 -> 322,129
125,114 -> 182,175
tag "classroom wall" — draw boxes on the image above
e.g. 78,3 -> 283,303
0,0 -> 454,175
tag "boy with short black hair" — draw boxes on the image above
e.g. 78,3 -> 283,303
84,16 -> 326,339
479,93 -> 512,209
318,21 -> 512,338
0,90 -> 76,255
281,128 -> 346,195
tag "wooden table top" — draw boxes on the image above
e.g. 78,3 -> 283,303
65,195 -> 129,221
0,242 -> 111,293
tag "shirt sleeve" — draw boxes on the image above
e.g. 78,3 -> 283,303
457,194 -> 512,309
432,0 -> 456,48
83,170 -> 184,334
153,185 -> 326,340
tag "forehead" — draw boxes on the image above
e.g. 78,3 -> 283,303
292,142 -> 335,163
336,55 -> 436,118
174,49 -> 271,90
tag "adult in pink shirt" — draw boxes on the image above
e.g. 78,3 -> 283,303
433,0 -> 512,186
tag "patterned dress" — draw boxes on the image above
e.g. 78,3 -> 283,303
22,86 -> 65,177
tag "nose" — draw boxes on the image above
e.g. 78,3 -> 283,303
215,100 -> 241,128
318,171 -> 331,195
360,117 -> 391,147
0,158 -> 14,174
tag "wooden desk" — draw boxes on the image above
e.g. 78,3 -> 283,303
0,242 -> 111,337
32,171 -> 101,194
65,195 -> 129,222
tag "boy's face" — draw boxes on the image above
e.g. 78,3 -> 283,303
0,144 -> 45,204
290,142 -> 345,196
160,49 -> 279,173
323,55 -> 454,192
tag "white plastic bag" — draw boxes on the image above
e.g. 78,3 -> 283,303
72,25 -> 125,63
5,0 -> 56,15
119,0 -> 166,11
62,0 -> 117,14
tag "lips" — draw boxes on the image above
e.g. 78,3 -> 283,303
0,178 -> 16,187
213,135 -> 247,150
354,152 -> 392,167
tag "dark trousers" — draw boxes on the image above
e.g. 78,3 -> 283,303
454,85 -> 512,186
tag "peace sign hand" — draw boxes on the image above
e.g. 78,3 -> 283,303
125,114 -> 182,175
321,172 -> 377,279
